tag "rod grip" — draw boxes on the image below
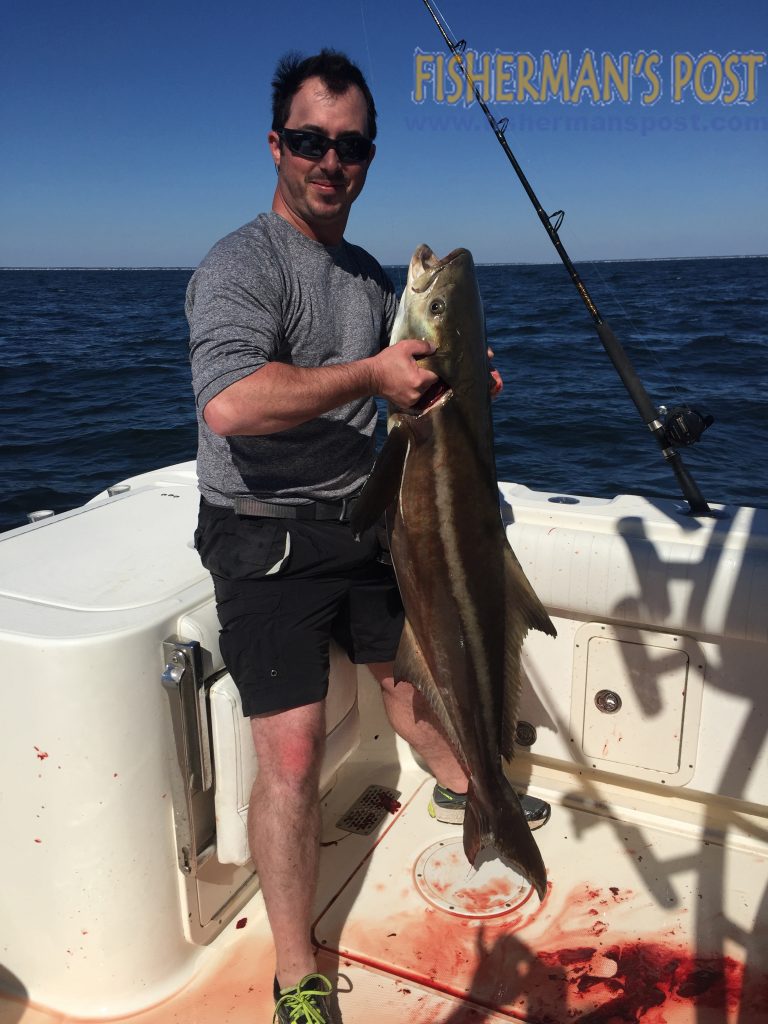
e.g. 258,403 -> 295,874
594,321 -> 658,424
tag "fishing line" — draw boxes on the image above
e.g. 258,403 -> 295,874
418,0 -> 716,515
359,1 -> 410,297
543,196 -> 689,405
358,0 -> 377,92
567,251 -> 689,407
425,0 -> 459,49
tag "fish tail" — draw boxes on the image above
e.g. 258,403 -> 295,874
463,780 -> 547,901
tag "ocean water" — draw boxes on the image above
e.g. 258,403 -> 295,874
1,257 -> 766,534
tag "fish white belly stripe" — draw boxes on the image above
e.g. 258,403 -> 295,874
398,438 -> 412,522
432,417 -> 492,726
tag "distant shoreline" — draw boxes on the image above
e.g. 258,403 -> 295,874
2,254 -> 767,272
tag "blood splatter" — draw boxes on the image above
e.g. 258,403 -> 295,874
556,947 -> 596,965
576,974 -> 624,995
333,881 -> 767,1021
235,917 -> 247,929
34,746 -> 49,760
677,967 -> 723,997
452,878 -> 521,915
559,947 -> 744,1022
378,793 -> 402,815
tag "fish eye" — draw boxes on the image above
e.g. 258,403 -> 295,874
430,298 -> 445,316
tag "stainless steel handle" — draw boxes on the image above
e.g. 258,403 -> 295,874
162,638 -> 213,793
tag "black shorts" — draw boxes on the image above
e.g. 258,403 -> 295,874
194,500 -> 404,716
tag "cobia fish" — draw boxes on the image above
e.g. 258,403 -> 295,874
351,244 -> 556,899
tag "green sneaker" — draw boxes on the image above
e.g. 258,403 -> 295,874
428,783 -> 468,823
272,973 -> 339,1024
428,784 -> 551,830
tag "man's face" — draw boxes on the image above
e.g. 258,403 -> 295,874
268,76 -> 375,245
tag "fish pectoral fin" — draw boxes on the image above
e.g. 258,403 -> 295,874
394,621 -> 467,768
503,543 -> 557,638
349,420 -> 410,538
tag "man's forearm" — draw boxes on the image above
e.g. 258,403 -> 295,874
203,339 -> 439,437
203,359 -> 377,436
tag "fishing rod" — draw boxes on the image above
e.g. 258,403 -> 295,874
420,0 -> 715,516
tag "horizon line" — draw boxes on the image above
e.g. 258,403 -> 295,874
1,252 -> 767,271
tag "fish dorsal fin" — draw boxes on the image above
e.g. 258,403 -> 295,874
500,543 -> 557,762
349,420 -> 410,538
394,620 -> 468,769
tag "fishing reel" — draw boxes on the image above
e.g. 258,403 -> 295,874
658,404 -> 714,447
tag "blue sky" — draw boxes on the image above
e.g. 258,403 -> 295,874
2,0 -> 766,266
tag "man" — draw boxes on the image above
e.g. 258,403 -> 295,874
188,50 -> 547,1024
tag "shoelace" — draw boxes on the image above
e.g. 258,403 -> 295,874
273,974 -> 333,1024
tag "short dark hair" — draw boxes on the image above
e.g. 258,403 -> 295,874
271,49 -> 378,140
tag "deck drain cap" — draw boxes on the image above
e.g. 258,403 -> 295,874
414,838 -> 533,918
335,784 -> 402,835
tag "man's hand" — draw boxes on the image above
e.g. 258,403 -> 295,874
368,339 -> 438,408
487,346 -> 503,399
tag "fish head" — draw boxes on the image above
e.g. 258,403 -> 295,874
390,244 -> 489,417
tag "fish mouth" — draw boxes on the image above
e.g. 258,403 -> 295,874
409,244 -> 469,293
407,377 -> 453,416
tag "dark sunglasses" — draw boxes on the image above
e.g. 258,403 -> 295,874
278,128 -> 373,164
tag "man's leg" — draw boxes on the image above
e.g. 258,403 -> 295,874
248,700 -> 326,989
367,661 -> 468,794
367,661 -> 551,829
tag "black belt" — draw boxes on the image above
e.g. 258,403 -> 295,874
233,495 -> 359,522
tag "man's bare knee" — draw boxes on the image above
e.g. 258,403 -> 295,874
250,701 -> 326,789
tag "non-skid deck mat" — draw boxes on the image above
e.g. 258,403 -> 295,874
335,784 -> 402,835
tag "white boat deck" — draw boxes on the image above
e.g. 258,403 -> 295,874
1,463 -> 767,1024
6,679 -> 766,1024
